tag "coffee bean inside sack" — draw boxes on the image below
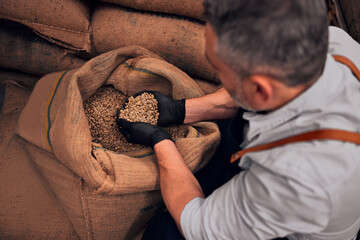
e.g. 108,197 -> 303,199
83,86 -> 186,153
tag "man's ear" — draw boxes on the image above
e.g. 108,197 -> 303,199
245,75 -> 274,107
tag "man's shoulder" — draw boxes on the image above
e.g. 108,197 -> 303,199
329,26 -> 360,69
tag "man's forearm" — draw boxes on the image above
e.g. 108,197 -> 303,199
184,87 -> 238,124
154,140 -> 204,235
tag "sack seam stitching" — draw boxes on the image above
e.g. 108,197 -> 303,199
80,178 -> 95,240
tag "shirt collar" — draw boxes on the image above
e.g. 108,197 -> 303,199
242,54 -> 343,140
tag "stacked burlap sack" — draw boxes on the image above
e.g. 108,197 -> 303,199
14,46 -> 220,240
338,0 -> 360,42
0,0 -> 219,84
101,0 -> 205,21
0,20 -> 86,76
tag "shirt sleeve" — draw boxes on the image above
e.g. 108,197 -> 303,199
180,163 -> 332,240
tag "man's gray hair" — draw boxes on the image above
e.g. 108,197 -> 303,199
204,0 -> 329,86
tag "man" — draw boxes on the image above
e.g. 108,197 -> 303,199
116,0 -> 360,239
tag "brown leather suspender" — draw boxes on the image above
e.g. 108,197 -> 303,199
230,129 -> 360,163
230,55 -> 360,164
333,55 -> 360,80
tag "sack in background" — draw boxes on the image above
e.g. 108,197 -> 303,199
339,0 -> 360,43
0,0 -> 92,51
0,68 -> 40,89
0,0 -> 220,84
0,82 -> 80,240
17,46 -> 220,239
0,21 -> 86,76
91,4 -> 218,82
100,0 -> 205,21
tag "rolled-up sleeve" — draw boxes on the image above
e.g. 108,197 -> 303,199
180,197 -> 206,239
180,163 -> 331,240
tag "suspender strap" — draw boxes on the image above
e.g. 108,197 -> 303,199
333,55 -> 360,80
230,55 -> 360,164
231,129 -> 360,163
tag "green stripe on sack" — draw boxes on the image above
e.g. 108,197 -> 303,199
91,136 -> 200,158
0,84 -> 5,114
132,150 -> 155,158
45,71 -> 69,152
91,130 -> 200,156
122,62 -> 162,78
92,144 -> 155,158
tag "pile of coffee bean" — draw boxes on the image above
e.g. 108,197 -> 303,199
83,86 -> 186,153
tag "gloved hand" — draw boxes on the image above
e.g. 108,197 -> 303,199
133,91 -> 185,126
116,110 -> 172,148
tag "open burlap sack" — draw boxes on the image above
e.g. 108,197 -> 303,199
194,78 -> 222,95
0,0 -> 92,51
91,4 -> 219,83
0,21 -> 86,76
0,82 -> 79,240
17,46 -> 220,240
100,0 -> 205,21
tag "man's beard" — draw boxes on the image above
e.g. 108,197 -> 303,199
230,86 -> 255,112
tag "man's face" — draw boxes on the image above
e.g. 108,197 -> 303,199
205,24 -> 254,111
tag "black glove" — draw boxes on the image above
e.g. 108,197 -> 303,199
116,110 -> 172,148
134,91 -> 185,126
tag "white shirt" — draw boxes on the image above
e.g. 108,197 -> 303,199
180,27 -> 360,240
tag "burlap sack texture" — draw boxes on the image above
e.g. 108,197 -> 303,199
194,78 -> 222,95
0,0 -> 219,84
0,82 -> 80,239
0,0 -> 92,51
339,0 -> 360,43
17,46 -> 220,240
101,0 -> 205,21
0,20 -> 86,76
91,4 -> 217,82
0,68 -> 40,89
